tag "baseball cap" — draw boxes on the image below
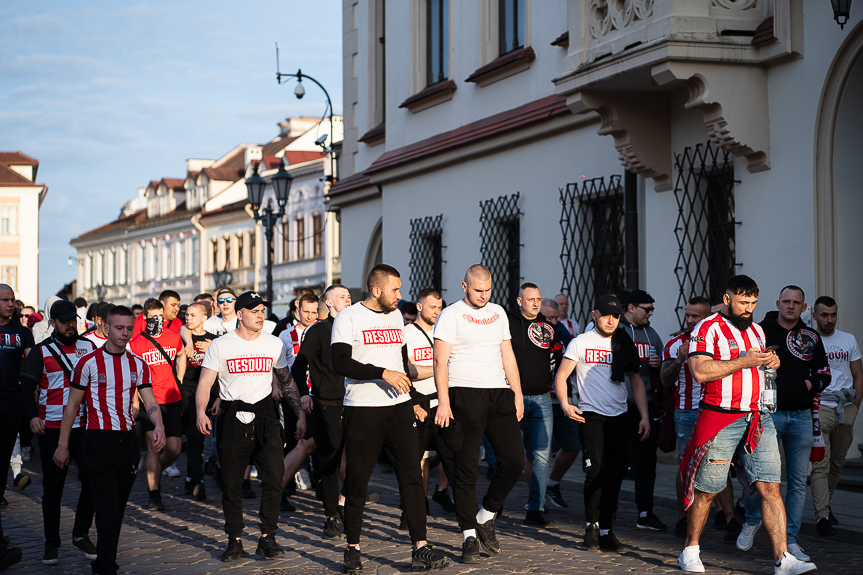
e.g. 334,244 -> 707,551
235,291 -> 270,312
50,300 -> 78,323
594,294 -> 623,317
626,289 -> 655,306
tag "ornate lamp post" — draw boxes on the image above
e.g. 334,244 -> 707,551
832,0 -> 853,29
246,159 -> 293,307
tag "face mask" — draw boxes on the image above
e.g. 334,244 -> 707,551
145,316 -> 163,338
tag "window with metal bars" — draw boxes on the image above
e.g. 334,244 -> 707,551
427,0 -> 449,86
409,214 -> 445,300
499,0 -> 525,55
479,193 -> 522,310
673,141 -> 737,324
559,176 -> 625,328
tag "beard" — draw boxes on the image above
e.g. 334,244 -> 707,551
726,311 -> 754,331
54,330 -> 78,346
380,296 -> 399,313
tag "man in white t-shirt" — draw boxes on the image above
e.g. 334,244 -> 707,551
553,294 -> 649,554
332,264 -> 450,574
811,295 -> 862,536
195,291 -> 305,563
433,264 -> 525,565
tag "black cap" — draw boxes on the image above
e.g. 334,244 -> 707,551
235,291 -> 270,312
50,300 -> 78,323
594,294 -> 624,317
626,289 -> 655,306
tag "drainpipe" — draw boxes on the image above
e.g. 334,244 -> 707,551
191,214 -> 206,293
624,170 -> 639,290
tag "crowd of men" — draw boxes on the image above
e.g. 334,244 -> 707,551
0,264 -> 859,575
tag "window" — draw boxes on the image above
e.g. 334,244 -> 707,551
192,237 -> 200,275
297,217 -> 306,260
141,244 -> 147,280
237,234 -> 245,268
165,242 -> 173,278
312,215 -> 323,257
409,214 -> 445,299
153,242 -> 160,279
427,0 -> 449,85
499,0 -> 525,55
179,239 -> 187,276
249,232 -> 256,268
282,221 -> 290,262
121,246 -> 129,285
1,266 -> 16,290
0,207 -> 17,235
373,0 -> 387,126
479,193 -> 522,311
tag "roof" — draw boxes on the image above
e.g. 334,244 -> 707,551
0,161 -> 41,187
752,17 -> 775,45
284,151 -> 326,165
161,178 -> 185,191
327,171 -> 373,197
262,135 -> 299,156
0,151 -> 39,166
199,199 -> 248,220
75,209 -> 147,240
217,149 -> 245,171
201,166 -> 243,181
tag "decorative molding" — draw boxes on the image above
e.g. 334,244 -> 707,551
550,31 -> 569,48
358,122 -> 386,145
398,80 -> 457,113
465,46 -> 536,87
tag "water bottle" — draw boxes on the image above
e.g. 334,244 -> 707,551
761,366 -> 777,413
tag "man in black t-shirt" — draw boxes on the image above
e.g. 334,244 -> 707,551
0,284 -> 35,570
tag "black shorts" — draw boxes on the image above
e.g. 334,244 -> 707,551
282,399 -> 314,453
139,401 -> 184,438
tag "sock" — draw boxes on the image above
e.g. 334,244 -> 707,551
599,529 -> 610,536
586,521 -> 598,528
547,479 -> 560,487
11,464 -> 21,477
476,507 -> 495,524
149,489 -> 160,498
639,511 -> 648,518
435,485 -> 445,492
463,529 -> 477,541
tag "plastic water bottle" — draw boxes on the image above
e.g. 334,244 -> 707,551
761,366 -> 777,413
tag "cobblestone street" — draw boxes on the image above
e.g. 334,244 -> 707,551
2,450 -> 860,575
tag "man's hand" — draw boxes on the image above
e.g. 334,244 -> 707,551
271,380 -> 283,401
515,393 -> 524,422
197,411 -> 212,436
184,345 -> 195,360
196,340 -> 211,354
805,379 -> 812,391
561,403 -> 584,423
152,425 -> 166,451
435,402 -> 453,427
301,396 -> 314,414
648,354 -> 662,369
677,345 -> 689,362
294,411 -> 307,440
741,348 -> 776,369
53,445 -> 70,469
382,369 -> 412,395
638,417 -> 650,441
766,353 -> 780,370
29,417 -> 45,435
210,398 -> 221,416
414,405 -> 427,422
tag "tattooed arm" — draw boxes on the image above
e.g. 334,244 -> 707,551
274,366 -> 302,418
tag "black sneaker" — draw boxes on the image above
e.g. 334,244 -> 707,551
221,537 -> 244,562
192,480 -> 207,501
524,509 -> 555,527
713,510 -> 726,530
344,546 -> 363,574
337,505 -> 345,525
398,511 -> 409,531
599,531 -> 626,553
461,536 -> 481,564
204,456 -> 217,476
636,512 -> 667,532
72,534 -> 98,560
365,492 -> 379,504
242,479 -> 256,499
817,517 -> 837,537
723,517 -> 743,541
829,507 -> 839,525
256,533 -> 285,559
184,478 -> 194,496
12,474 -> 30,492
41,543 -> 59,565
432,487 -> 455,514
674,517 -> 688,539
411,544 -> 451,571
0,497 -> 7,507
0,546 -> 23,571
148,492 -> 165,511
584,524 -> 600,551
476,519 -> 501,555
545,484 -> 568,508
323,515 -> 343,540
280,492 -> 296,512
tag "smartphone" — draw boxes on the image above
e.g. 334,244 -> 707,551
765,345 -> 779,352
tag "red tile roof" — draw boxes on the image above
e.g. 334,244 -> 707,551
327,171 -> 373,197
262,135 -> 299,156
752,17 -> 775,45
217,149 -> 245,170
201,167 -> 243,181
199,199 -> 248,220
0,161 -> 41,187
0,151 -> 39,166
284,151 -> 326,165
263,155 -> 281,170
161,178 -> 185,191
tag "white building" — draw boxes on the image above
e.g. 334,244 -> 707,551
330,1 -> 863,453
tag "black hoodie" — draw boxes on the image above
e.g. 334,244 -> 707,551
508,310 -> 563,396
761,311 -> 831,411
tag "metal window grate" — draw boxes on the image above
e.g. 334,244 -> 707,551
409,214 -> 445,299
559,176 -> 625,328
479,192 -> 522,310
673,141 -> 738,325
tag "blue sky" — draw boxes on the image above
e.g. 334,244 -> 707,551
0,1 -> 342,305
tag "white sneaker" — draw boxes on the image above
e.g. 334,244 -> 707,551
677,545 -> 705,573
295,469 -> 312,490
162,463 -> 181,478
787,543 -> 810,562
736,520 -> 762,551
774,551 -> 816,575
250,466 -> 258,479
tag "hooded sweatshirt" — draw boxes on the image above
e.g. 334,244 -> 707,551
31,295 -> 61,344
508,310 -> 563,396
761,310 -> 831,411
619,315 -> 662,402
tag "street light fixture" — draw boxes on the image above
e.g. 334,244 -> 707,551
832,0 -> 853,29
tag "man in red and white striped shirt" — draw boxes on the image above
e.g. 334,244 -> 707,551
54,305 -> 164,575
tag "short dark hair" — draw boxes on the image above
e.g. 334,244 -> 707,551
106,305 -> 134,322
194,293 -> 213,302
159,289 -> 181,303
367,264 -> 400,292
400,301 -> 418,316
814,296 -> 837,312
726,275 -> 759,297
96,303 -> 115,323
144,298 -> 164,313
417,288 -> 442,303
519,282 -> 539,292
688,296 -> 711,308
74,297 -> 88,309
297,293 -> 319,308
131,304 -> 144,312
779,284 -> 805,301
324,284 -> 349,299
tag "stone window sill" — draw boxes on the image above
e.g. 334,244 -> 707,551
398,80 -> 457,113
465,46 -> 536,87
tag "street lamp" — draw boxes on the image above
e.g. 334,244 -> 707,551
246,158 -> 293,308
832,0 -> 853,29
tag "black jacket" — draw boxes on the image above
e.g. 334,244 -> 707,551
291,316 -> 345,402
508,311 -> 563,396
761,311 -> 831,411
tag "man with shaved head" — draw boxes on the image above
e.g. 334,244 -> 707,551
434,265 -> 525,564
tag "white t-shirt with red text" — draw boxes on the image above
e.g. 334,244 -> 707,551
564,329 -> 628,417
202,330 -> 288,404
404,323 -> 437,401
663,332 -> 699,409
820,329 -> 862,408
433,299 -> 510,389
331,303 -> 410,407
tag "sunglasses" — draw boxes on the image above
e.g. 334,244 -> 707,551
636,306 -> 655,313
217,297 -> 235,304
21,314 -> 30,318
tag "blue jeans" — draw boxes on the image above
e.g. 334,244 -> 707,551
744,409 -> 812,544
674,408 -> 698,460
521,393 -> 553,511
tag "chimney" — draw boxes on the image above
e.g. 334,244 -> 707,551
278,119 -> 291,138
244,146 -> 263,170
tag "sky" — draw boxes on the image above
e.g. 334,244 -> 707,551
0,1 -> 343,305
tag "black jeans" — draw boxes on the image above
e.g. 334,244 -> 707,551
39,427 -> 95,546
628,402 -> 660,513
84,430 -> 139,575
182,399 -> 205,482
399,403 -> 456,511
313,401 -> 345,517
450,387 -> 525,532
217,399 -> 285,537
0,393 -> 21,546
579,410 -> 629,529
343,402 -> 426,545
